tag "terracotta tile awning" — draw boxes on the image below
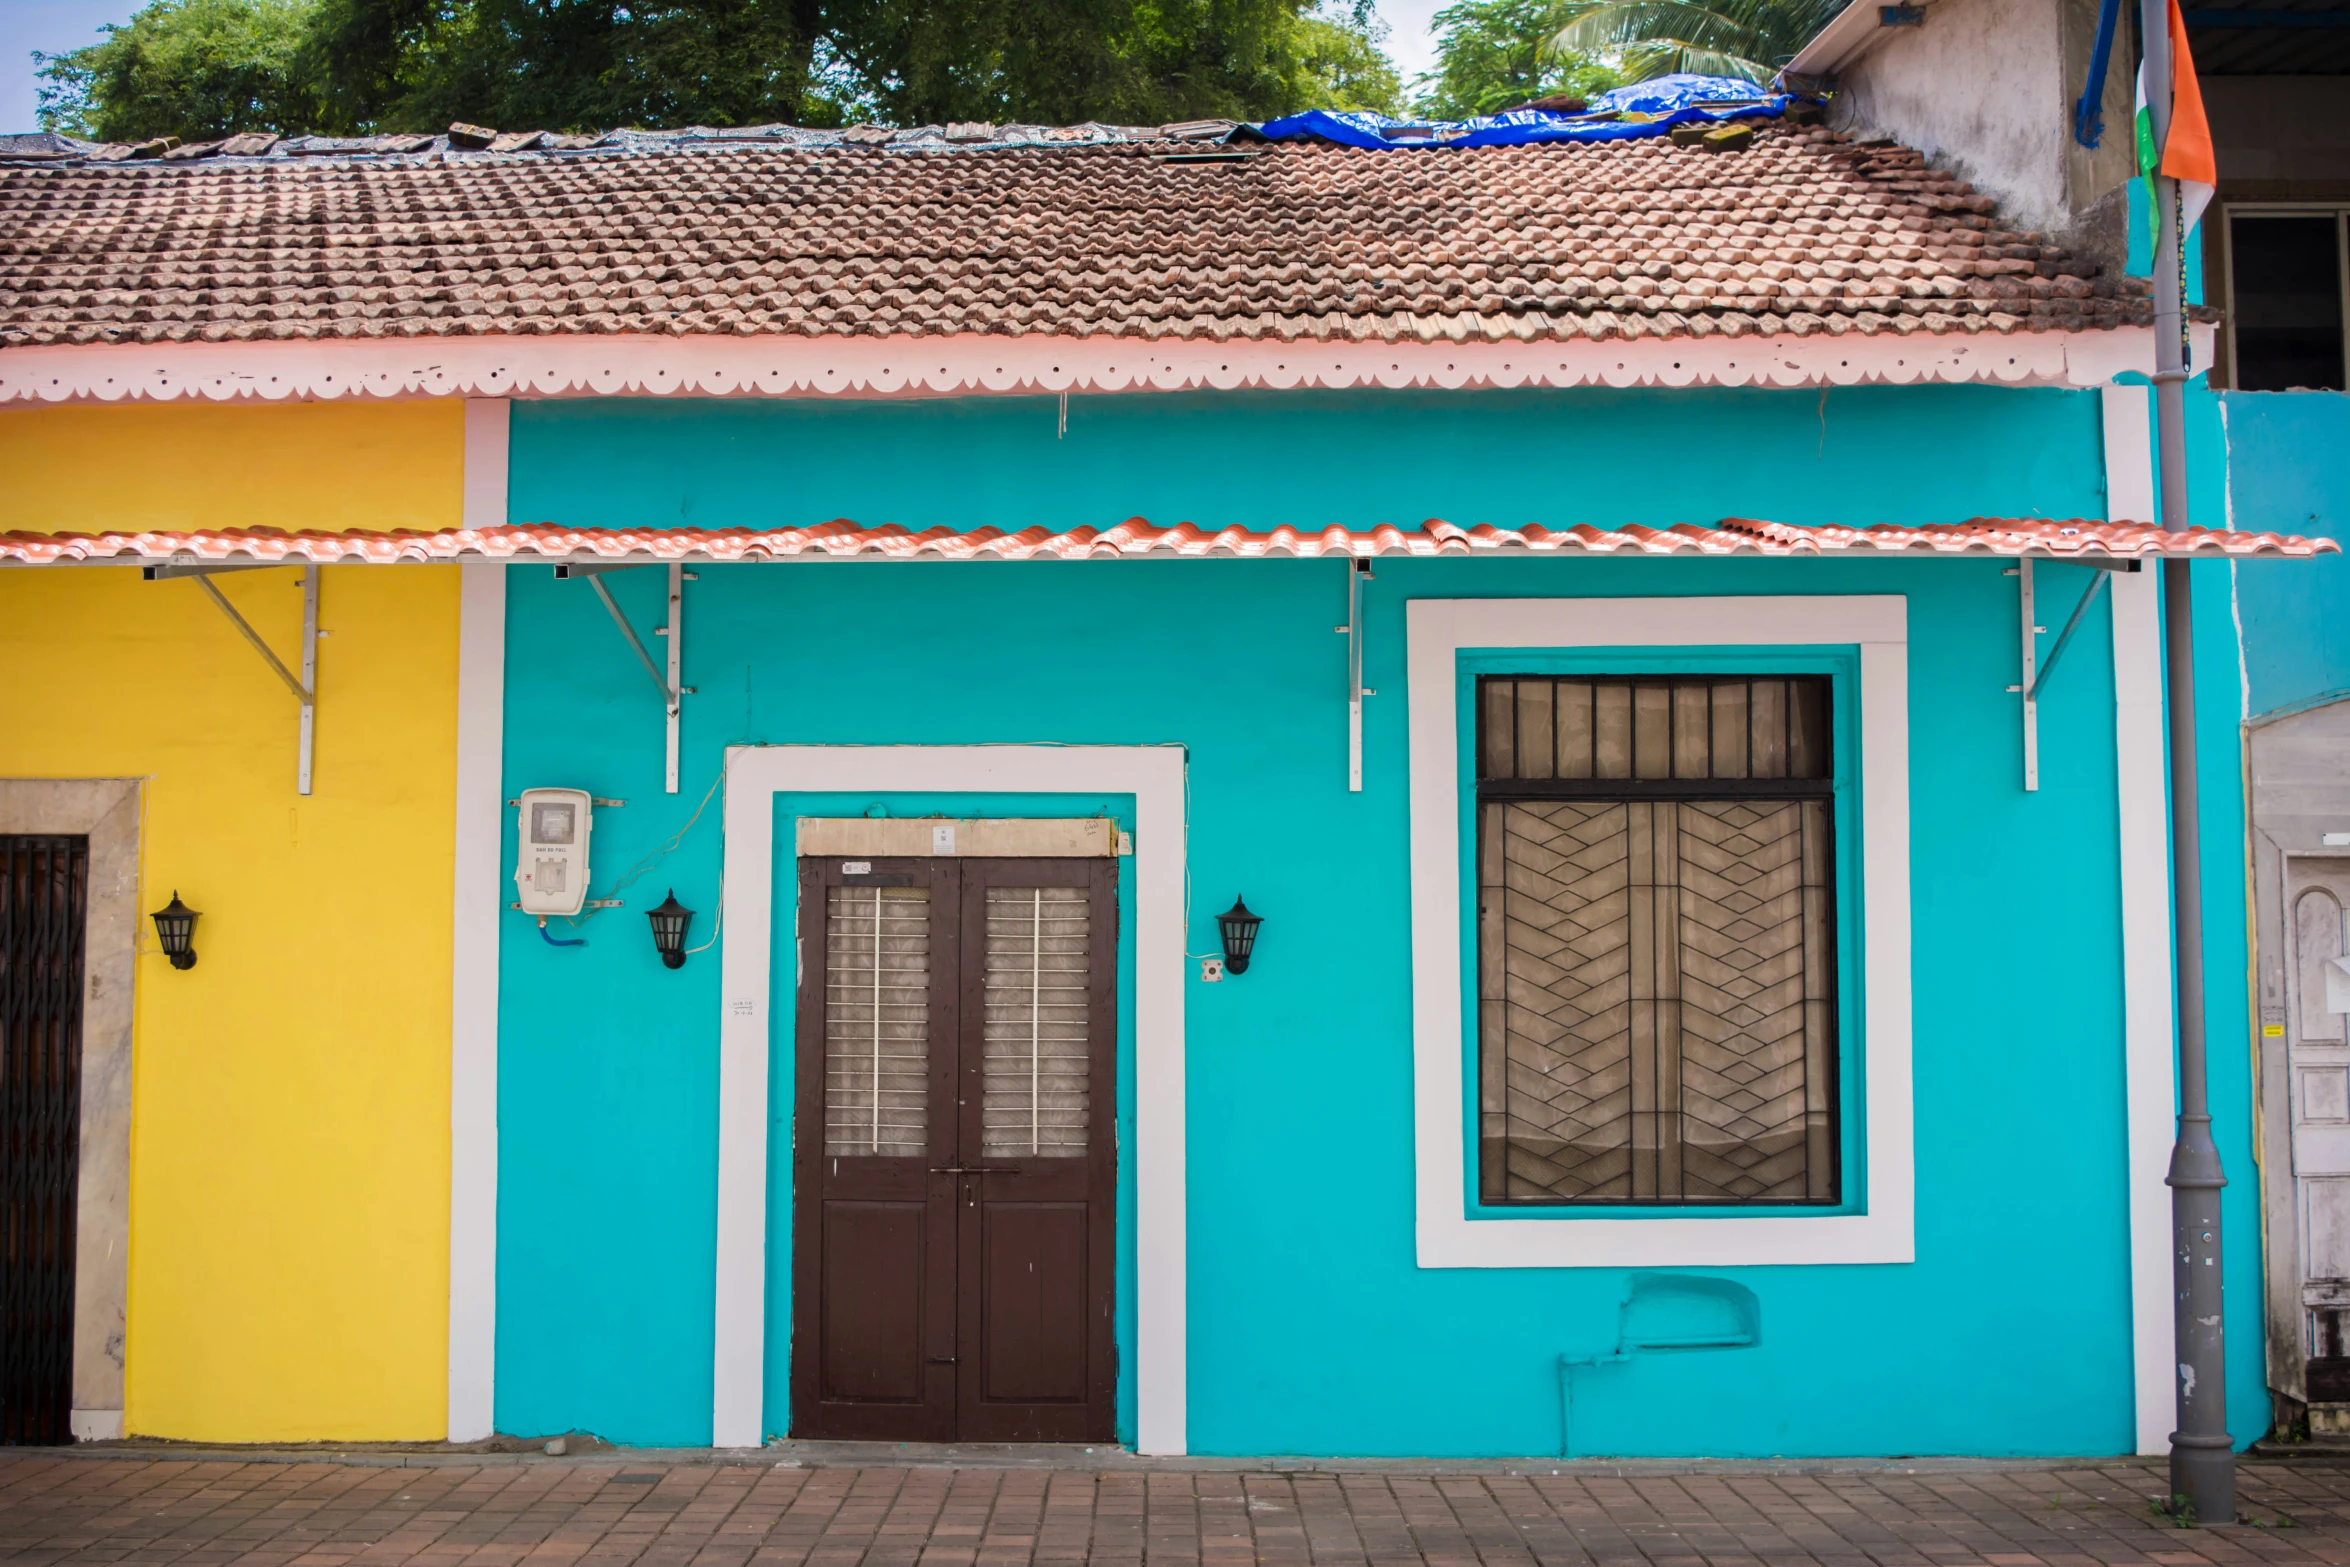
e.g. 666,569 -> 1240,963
0,517 -> 2333,566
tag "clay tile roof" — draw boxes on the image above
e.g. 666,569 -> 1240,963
2,517 -> 2328,567
0,122 -> 2165,350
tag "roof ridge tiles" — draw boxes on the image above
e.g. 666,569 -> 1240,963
2,120 -> 2200,350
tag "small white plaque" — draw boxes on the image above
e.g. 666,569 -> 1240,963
931,824 -> 956,854
842,861 -> 871,875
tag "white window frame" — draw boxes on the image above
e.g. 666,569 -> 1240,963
2219,203 -> 2350,393
1407,596 -> 1914,1267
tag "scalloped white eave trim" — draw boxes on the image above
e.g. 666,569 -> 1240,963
0,324 -> 2209,404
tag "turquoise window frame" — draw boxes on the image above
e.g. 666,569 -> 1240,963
1454,645 -> 1868,1221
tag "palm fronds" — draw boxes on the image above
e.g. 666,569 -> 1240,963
1549,0 -> 1847,86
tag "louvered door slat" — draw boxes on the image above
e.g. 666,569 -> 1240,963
981,888 -> 1090,1158
824,886 -> 931,1157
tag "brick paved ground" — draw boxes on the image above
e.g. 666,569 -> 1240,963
5,1457 -> 2350,1567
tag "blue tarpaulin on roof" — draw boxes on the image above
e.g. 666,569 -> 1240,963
1255,73 -> 1791,149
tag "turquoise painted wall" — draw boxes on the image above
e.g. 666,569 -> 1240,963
492,386 -> 2267,1456
2220,391 -> 2350,719
504,386 -> 2102,534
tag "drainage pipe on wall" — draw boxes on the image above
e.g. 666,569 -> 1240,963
2138,0 -> 2234,1521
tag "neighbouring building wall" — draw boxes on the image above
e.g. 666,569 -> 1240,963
484,385 -> 2268,1456
0,400 -> 464,1441
2225,392 -> 2350,718
2226,390 -> 2350,1425
2206,79 -> 2350,198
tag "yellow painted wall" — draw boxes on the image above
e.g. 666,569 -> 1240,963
0,400 -> 464,1441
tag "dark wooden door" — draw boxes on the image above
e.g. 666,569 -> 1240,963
791,853 -> 1115,1442
0,836 -> 87,1448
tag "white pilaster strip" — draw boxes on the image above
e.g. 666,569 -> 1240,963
448,398 -> 510,1442
2104,383 -> 2177,1457
712,752 -> 774,1450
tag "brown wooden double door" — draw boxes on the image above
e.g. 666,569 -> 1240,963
791,854 -> 1116,1442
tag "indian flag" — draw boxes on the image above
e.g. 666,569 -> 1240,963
2137,0 -> 2217,239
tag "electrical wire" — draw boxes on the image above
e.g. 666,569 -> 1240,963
684,874 -> 724,955
552,754 -> 730,934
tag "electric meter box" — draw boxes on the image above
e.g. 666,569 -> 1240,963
515,787 -> 593,917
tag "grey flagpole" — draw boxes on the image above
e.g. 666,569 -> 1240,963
2136,0 -> 2235,1522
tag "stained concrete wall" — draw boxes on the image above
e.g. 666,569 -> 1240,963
1828,0 -> 2135,266
1833,0 -> 2068,231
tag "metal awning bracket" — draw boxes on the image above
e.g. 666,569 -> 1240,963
1336,557 -> 1376,792
143,562 -> 281,580
575,562 -> 691,793
151,563 -> 317,794
553,561 -> 665,579
2004,558 -> 2135,792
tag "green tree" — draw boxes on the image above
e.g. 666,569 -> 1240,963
1548,0 -> 1843,86
37,0 -> 320,140
823,0 -> 1393,127
34,0 -> 1403,141
1412,0 -> 1617,120
1291,2 -> 1404,114
303,0 -> 838,134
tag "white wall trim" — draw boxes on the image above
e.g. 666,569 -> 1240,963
0,327 -> 2206,407
714,744 -> 1188,1453
1407,596 -> 1915,1267
70,1409 -> 124,1442
2103,383 -> 2178,1457
447,398 -> 509,1442
1785,0 -> 1885,77
462,397 -> 510,536
0,779 -> 141,1434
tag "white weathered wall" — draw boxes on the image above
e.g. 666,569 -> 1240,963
1833,0 -> 2071,233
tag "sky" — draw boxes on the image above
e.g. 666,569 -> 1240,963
0,0 -> 1452,136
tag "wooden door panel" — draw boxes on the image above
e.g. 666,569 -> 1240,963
790,857 -> 958,1441
978,1201 -> 1091,1404
956,858 -> 1116,1442
818,1200 -> 929,1402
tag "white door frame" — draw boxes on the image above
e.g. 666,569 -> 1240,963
713,744 -> 1189,1453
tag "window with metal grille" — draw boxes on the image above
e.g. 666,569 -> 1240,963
1476,676 -> 1838,1206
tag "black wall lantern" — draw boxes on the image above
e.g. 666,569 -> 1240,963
151,892 -> 199,970
1216,896 -> 1262,976
648,890 -> 695,969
